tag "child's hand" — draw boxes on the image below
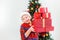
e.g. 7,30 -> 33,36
30,26 -> 35,32
25,26 -> 35,38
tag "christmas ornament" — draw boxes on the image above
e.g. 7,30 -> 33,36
43,34 -> 45,37
30,3 -> 32,6
46,33 -> 49,36
31,2 -> 34,4
36,5 -> 39,8
35,1 -> 37,3
31,7 -> 34,10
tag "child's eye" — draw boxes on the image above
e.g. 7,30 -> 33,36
26,17 -> 27,18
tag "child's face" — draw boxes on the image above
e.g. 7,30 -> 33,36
22,15 -> 31,23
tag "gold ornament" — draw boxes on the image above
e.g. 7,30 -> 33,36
43,35 -> 45,37
46,34 -> 48,36
31,7 -> 34,10
32,2 -> 34,4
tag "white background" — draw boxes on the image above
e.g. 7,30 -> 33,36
0,0 -> 60,40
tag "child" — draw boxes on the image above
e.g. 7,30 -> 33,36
20,13 -> 38,40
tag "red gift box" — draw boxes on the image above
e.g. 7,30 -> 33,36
33,11 -> 54,33
39,7 -> 51,18
39,7 -> 45,13
34,26 -> 54,33
42,13 -> 51,18
39,7 -> 48,13
45,26 -> 54,32
34,12 -> 41,19
32,19 -> 42,28
32,18 -> 54,33
45,18 -> 52,27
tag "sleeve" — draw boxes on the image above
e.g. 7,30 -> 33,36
20,26 -> 26,40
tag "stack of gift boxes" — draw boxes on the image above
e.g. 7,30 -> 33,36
32,7 -> 54,33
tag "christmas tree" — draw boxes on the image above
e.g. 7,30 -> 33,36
28,0 -> 41,17
27,0 -> 54,40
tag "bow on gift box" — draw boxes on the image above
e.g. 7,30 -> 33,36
32,7 -> 54,33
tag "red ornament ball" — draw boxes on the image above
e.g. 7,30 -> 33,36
36,5 -> 39,8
